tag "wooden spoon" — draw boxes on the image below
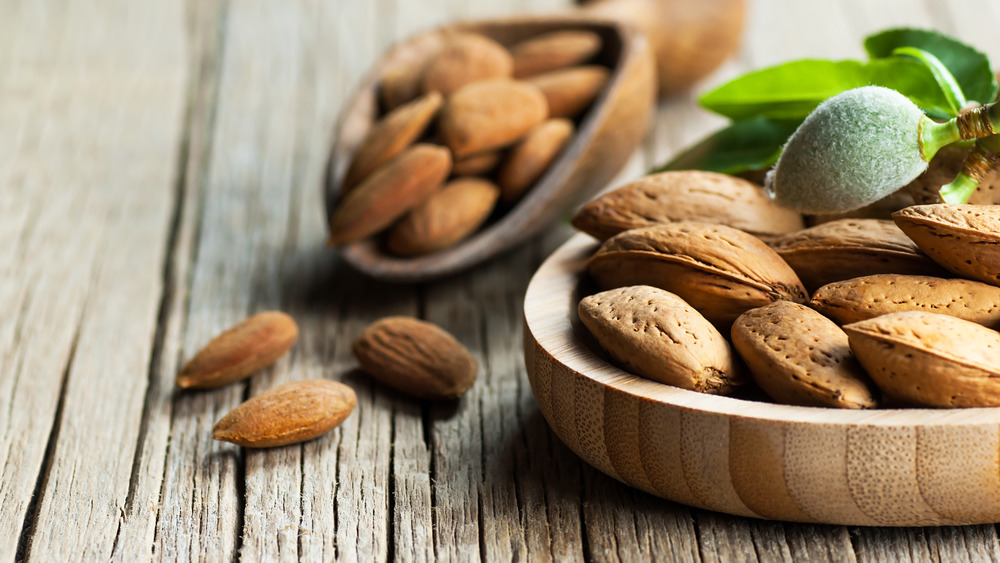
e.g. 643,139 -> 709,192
326,16 -> 656,282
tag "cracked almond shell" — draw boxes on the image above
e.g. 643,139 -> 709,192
586,222 -> 807,327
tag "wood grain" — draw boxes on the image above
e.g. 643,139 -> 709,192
5,0 -> 1000,561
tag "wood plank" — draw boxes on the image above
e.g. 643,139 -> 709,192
0,0 -> 187,560
109,0 -> 225,558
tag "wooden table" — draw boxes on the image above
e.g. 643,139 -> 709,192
4,0 -> 1000,560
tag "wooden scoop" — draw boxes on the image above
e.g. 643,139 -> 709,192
326,16 -> 656,282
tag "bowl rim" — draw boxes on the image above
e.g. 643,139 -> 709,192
325,15 -> 652,282
524,232 -> 1000,428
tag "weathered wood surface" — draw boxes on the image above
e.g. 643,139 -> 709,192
3,0 -> 1000,561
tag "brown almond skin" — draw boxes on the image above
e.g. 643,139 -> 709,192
327,144 -> 451,246
451,151 -> 500,176
770,219 -> 946,292
379,35 -> 445,110
177,311 -> 298,390
572,170 -> 804,240
579,285 -> 745,394
528,65 -> 609,119
811,274 -> 1000,327
353,317 -> 477,400
731,301 -> 877,409
438,79 -> 548,158
510,30 -> 602,78
893,204 -> 1000,286
342,91 -> 443,193
498,118 -> 574,204
387,178 -> 500,256
845,311 -> 1000,407
587,223 -> 808,327
213,380 -> 357,448
421,32 -> 513,96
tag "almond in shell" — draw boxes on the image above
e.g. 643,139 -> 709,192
177,311 -> 298,390
510,30 -> 602,78
421,32 -> 513,96
769,219 -> 946,292
498,118 -> 574,204
327,144 -> 451,245
811,274 -> 1000,327
731,301 -> 877,408
527,65 -> 609,119
845,311 -> 1000,407
571,170 -> 804,241
587,222 -> 808,327
438,79 -> 548,158
213,380 -> 357,448
353,316 -> 477,400
342,91 -> 443,193
893,204 -> 1000,286
578,285 -> 745,394
387,178 -> 500,256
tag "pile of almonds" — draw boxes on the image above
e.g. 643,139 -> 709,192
328,28 -> 610,256
177,313 -> 476,448
573,169 -> 1000,409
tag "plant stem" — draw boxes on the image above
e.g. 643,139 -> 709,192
939,144 -> 1000,203
920,102 -> 1000,162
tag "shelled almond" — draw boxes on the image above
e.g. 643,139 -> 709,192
329,28 -> 613,257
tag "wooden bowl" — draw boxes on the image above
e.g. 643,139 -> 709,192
325,16 -> 655,283
523,233 -> 1000,526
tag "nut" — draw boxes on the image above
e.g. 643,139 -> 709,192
893,203 -> 1000,286
587,222 -> 807,327
769,218 -> 946,291
353,316 -> 477,400
578,285 -> 745,393
510,30 -> 602,78
845,311 -> 1000,407
438,79 -> 548,158
327,144 -> 451,246
810,274 -> 1000,327
731,301 -> 877,408
571,170 -> 804,240
421,32 -> 513,96
213,380 -> 357,448
342,91 -> 443,193
527,65 -> 609,119
498,118 -> 574,204
387,178 -> 500,256
176,311 -> 298,390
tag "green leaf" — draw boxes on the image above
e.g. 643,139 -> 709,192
865,28 -> 998,105
891,46 -> 966,114
698,58 -> 954,121
653,117 -> 803,175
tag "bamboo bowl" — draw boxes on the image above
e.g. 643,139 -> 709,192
325,16 -> 655,283
523,233 -> 1000,526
